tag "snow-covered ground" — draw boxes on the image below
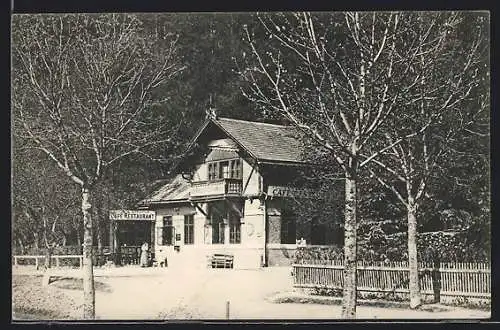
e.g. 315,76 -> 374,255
12,265 -> 490,320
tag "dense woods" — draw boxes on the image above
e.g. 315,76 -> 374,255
11,12 -> 489,319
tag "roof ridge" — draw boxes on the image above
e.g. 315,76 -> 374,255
216,117 -> 295,129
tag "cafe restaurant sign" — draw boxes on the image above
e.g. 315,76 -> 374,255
267,186 -> 326,200
109,210 -> 156,221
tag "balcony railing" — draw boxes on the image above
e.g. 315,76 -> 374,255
190,178 -> 243,199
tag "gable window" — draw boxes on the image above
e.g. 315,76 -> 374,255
208,163 -> 218,181
230,159 -> 241,179
220,161 -> 230,179
208,159 -> 242,181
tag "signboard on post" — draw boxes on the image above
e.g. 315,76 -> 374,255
109,210 -> 156,221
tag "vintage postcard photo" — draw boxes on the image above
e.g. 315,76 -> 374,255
11,11 -> 490,320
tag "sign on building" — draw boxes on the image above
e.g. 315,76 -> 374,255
109,210 -> 156,221
267,186 -> 327,200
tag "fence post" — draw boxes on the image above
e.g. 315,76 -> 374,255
35,257 -> 39,270
431,260 -> 441,303
226,301 -> 230,319
56,257 -> 60,268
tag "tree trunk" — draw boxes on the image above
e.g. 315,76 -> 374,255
97,224 -> 103,266
95,202 -> 104,266
341,171 -> 358,319
407,199 -> 421,308
17,238 -> 25,254
81,187 -> 95,319
76,225 -> 81,251
33,232 -> 39,250
45,246 -> 53,268
43,227 -> 52,268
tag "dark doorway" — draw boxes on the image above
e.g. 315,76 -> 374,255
280,211 -> 297,244
310,218 -> 327,245
209,202 -> 226,244
114,220 -> 153,265
117,221 -> 153,247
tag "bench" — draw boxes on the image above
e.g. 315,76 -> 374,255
208,254 -> 234,269
42,269 -> 83,286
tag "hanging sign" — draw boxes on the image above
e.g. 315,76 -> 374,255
109,210 -> 156,221
267,186 -> 326,200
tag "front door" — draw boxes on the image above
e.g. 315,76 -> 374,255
212,214 -> 225,244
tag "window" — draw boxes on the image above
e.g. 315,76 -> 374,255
229,216 -> 241,244
208,163 -> 217,181
230,159 -> 241,179
207,159 -> 242,181
184,214 -> 194,244
280,215 -> 296,244
220,161 -> 230,179
157,216 -> 174,246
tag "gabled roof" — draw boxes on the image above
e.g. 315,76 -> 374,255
182,117 -> 306,167
214,118 -> 306,164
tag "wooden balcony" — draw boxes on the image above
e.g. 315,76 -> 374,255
190,178 -> 243,200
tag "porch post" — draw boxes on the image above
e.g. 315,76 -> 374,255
224,211 -> 230,244
224,224 -> 230,244
150,220 -> 155,254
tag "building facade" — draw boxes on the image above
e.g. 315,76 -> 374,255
137,116 -> 341,268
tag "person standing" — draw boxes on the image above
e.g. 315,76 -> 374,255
140,242 -> 149,267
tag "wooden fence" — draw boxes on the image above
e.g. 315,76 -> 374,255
12,246 -> 142,267
293,261 -> 491,300
12,255 -> 84,269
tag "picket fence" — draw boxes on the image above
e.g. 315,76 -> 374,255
292,260 -> 491,299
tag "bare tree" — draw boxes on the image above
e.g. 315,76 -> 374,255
12,140 -> 81,257
238,11 -> 474,317
12,14 -> 185,319
363,12 -> 489,307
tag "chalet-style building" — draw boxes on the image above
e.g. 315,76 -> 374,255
135,116 -> 341,268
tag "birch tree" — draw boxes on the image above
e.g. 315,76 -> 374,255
238,11 -> 472,317
362,12 -> 488,307
12,14 -> 185,319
